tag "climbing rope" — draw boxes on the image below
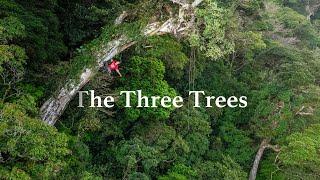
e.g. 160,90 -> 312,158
187,47 -> 197,130
188,47 -> 196,96
188,47 -> 197,114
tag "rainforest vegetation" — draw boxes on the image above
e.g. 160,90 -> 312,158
1,0 -> 320,179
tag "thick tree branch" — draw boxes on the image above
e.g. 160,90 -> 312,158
40,0 -> 204,125
170,0 -> 187,6
192,0 -> 203,7
115,11 -> 128,25
249,139 -> 280,180
295,106 -> 314,116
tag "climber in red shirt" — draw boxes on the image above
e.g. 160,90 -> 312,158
107,59 -> 122,77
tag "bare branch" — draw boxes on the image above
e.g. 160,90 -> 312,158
249,139 -> 281,180
98,108 -> 116,116
265,144 -> 281,152
115,11 -> 128,25
295,106 -> 314,116
170,0 -> 187,6
192,0 -> 204,7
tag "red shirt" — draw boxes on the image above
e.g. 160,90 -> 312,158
108,61 -> 119,70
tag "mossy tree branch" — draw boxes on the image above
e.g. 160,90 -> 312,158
40,0 -> 203,125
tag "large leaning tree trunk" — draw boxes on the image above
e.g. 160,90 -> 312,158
249,139 -> 280,180
40,0 -> 203,125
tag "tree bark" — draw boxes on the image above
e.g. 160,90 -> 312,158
249,139 -> 280,180
40,0 -> 203,125
305,1 -> 320,20
0,152 -> 3,163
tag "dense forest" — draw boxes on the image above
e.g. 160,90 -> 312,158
1,0 -> 320,179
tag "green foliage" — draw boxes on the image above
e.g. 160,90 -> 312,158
0,45 -> 26,75
33,0 -> 320,178
212,155 -> 248,179
55,18 -> 147,91
0,102 -> 69,178
170,108 -> 211,164
242,44 -> 320,140
194,155 -> 247,180
1,0 -> 320,179
115,138 -> 162,178
159,164 -> 197,180
235,31 -> 266,60
0,94 -> 98,179
141,36 -> 188,81
0,16 -> 25,43
219,122 -> 255,166
116,56 -> 176,122
191,0 -> 234,59
0,0 -> 67,63
277,7 -> 308,29
0,15 -> 27,102
101,107 -> 212,179
278,124 -> 320,179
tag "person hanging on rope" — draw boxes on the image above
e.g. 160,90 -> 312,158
106,59 -> 122,77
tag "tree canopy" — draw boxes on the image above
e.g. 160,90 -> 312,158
1,0 -> 320,179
